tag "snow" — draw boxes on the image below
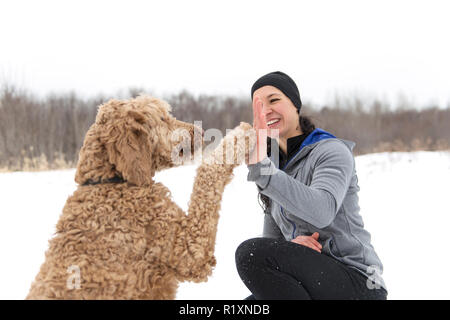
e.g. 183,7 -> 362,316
1,150 -> 449,300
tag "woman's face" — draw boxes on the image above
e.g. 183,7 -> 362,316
252,85 -> 301,139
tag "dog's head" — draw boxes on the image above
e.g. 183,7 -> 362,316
75,95 -> 203,187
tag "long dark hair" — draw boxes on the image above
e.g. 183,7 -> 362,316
258,113 -> 316,213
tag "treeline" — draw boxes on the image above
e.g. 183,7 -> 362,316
0,85 -> 449,171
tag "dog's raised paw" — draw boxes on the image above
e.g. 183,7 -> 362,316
203,122 -> 255,166
238,122 -> 253,131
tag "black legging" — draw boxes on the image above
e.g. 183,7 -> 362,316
235,237 -> 387,300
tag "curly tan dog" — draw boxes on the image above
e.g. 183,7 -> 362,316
26,96 -> 254,299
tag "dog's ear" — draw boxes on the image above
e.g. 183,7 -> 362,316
105,110 -> 154,186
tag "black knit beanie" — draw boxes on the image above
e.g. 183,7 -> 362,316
251,71 -> 302,112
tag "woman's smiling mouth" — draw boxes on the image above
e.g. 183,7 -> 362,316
267,118 -> 281,128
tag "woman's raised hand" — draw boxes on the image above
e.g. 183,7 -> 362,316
247,97 -> 268,164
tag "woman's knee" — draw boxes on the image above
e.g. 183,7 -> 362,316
235,238 -> 262,279
235,237 -> 276,272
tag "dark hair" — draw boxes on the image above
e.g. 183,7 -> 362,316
258,113 -> 315,213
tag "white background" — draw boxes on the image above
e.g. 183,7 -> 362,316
1,0 -> 450,108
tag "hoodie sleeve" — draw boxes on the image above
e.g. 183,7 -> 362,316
247,140 -> 354,229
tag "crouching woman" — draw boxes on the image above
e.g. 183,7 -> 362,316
235,71 -> 388,300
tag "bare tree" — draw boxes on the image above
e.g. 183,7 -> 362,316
1,84 -> 449,171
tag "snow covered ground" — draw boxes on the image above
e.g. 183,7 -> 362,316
1,150 -> 449,300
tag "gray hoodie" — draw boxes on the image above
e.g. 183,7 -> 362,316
247,128 -> 387,291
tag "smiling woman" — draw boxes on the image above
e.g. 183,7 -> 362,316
249,72 -> 316,211
236,71 -> 387,300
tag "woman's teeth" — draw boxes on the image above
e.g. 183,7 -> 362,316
267,119 -> 280,126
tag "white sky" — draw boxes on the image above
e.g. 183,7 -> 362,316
1,0 -> 449,109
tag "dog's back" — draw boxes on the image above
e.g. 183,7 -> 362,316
26,182 -> 180,299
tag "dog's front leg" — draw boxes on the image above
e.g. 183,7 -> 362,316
170,122 -> 255,282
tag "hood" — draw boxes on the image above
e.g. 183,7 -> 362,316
301,128 -> 356,152
300,128 -> 337,150
281,128 -> 355,170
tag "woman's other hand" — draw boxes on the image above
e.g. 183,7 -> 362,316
291,232 -> 322,253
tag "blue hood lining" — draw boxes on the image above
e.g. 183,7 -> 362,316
300,128 -> 336,150
281,128 -> 336,171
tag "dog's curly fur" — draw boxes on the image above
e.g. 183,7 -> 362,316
26,96 -> 254,299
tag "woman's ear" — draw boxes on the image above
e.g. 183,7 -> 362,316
105,112 -> 154,186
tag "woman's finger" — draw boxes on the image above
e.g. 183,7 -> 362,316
298,237 -> 321,252
292,238 -> 321,253
252,97 -> 260,116
309,238 -> 322,250
252,96 -> 262,108
304,242 -> 321,253
255,100 -> 267,130
254,106 -> 262,125
304,239 -> 322,252
303,233 -> 322,250
252,98 -> 262,129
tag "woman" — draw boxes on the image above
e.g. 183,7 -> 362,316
236,71 -> 388,300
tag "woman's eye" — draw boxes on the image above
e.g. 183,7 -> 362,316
270,98 -> 279,103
